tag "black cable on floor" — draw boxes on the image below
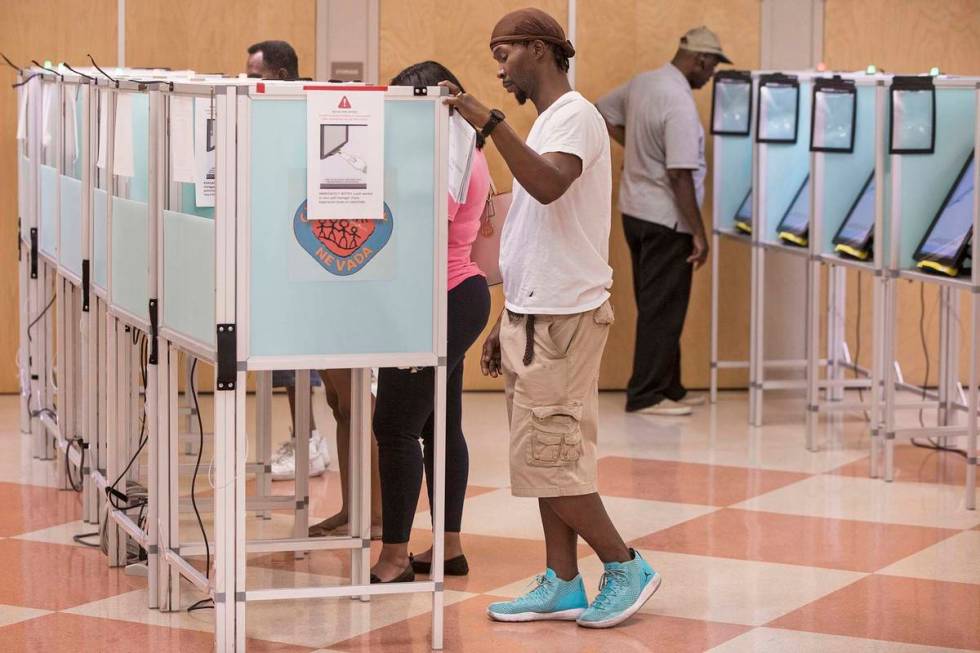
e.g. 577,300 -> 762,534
73,532 -> 101,548
187,597 -> 214,613
911,437 -> 969,459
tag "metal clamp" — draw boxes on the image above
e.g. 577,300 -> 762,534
81,259 -> 90,312
216,324 -> 237,390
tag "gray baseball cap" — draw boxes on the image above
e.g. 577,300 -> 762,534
680,26 -> 733,64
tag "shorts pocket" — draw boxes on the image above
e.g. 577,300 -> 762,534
593,301 -> 615,326
525,403 -> 584,467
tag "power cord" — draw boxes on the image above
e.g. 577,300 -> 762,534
911,283 -> 968,458
65,436 -> 86,492
187,357 -> 213,613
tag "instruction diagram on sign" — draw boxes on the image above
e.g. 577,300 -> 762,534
194,97 -> 216,207
306,89 -> 384,220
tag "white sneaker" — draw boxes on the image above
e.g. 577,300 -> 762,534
310,428 -> 331,468
679,394 -> 706,407
271,429 -> 328,481
635,399 -> 692,416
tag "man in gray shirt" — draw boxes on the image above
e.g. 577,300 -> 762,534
597,26 -> 731,416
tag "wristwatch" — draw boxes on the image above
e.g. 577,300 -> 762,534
481,109 -> 506,139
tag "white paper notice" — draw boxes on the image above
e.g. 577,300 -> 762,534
96,90 -> 108,169
448,113 -> 476,204
113,92 -> 135,177
41,82 -> 55,149
306,89 -> 384,220
171,97 -> 195,183
63,85 -> 78,167
16,84 -> 28,140
193,97 -> 216,207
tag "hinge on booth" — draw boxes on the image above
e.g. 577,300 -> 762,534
81,260 -> 90,312
148,299 -> 159,364
216,324 -> 237,391
17,218 -> 22,262
29,227 -> 38,279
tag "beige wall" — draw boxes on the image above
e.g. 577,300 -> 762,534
378,0 -> 760,390
124,0 -> 316,78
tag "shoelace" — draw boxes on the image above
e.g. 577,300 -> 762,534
516,574 -> 552,604
592,568 -> 629,610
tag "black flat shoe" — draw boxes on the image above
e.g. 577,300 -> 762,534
370,565 -> 415,584
410,553 -> 469,576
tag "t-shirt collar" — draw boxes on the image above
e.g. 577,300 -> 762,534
666,63 -> 693,94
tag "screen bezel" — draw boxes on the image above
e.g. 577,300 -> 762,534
912,151 -> 975,269
776,174 -> 811,238
831,170 -> 876,254
734,188 -> 753,225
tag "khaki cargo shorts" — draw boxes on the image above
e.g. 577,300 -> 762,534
501,300 -> 614,498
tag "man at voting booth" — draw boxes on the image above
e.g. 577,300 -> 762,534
597,27 -> 731,416
444,8 -> 660,629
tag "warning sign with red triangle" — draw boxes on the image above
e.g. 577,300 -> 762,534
338,96 -> 352,109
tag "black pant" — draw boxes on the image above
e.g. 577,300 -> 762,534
373,274 -> 490,544
622,215 -> 693,411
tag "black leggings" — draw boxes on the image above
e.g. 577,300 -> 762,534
373,274 -> 491,544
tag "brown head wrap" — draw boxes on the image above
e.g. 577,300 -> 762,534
489,8 -> 575,58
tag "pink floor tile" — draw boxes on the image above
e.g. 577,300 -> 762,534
0,612 -> 313,652
769,574 -> 980,651
0,539 -> 146,610
598,457 -> 810,506
331,594 -> 749,653
632,509 -> 959,572
0,482 -> 82,536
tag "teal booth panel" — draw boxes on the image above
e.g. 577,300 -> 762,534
896,88 -> 975,270
110,196 -> 149,322
39,164 -> 58,257
819,85 -> 877,256
162,210 -> 216,348
59,175 -> 83,277
177,182 -> 215,219
715,135 -> 754,232
248,97 -> 437,358
763,81 -> 813,243
93,188 -> 108,290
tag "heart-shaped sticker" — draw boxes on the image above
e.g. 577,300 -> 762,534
293,200 -> 393,276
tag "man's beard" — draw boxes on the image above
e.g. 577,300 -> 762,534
514,87 -> 529,105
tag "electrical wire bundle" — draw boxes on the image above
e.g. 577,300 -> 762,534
911,283 -> 968,459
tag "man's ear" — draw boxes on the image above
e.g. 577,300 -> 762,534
530,39 -> 548,63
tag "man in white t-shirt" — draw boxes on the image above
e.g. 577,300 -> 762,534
444,7 -> 660,630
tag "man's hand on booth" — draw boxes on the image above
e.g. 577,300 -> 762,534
440,80 -> 493,132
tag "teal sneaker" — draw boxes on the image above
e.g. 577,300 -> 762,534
577,549 -> 661,629
487,568 -> 589,622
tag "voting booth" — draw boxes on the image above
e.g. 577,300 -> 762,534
709,69 -> 754,401
144,79 -> 449,650
880,75 -> 979,505
804,73 -> 886,454
17,63 -> 453,651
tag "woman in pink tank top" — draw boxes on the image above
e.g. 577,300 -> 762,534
370,62 -> 492,583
